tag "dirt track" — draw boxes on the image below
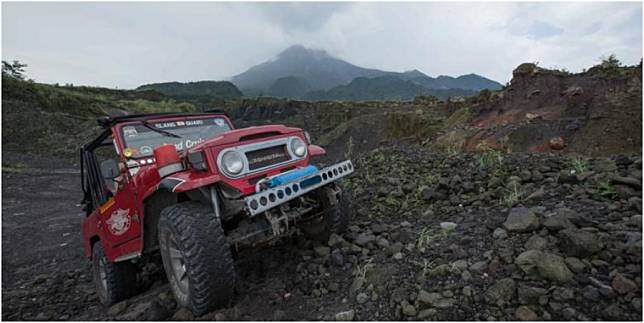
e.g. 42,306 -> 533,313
1,164 -> 355,320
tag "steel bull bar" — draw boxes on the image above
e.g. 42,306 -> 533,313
244,160 -> 354,216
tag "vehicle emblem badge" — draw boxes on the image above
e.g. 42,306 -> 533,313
106,208 -> 131,236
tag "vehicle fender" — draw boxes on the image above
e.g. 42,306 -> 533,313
308,144 -> 326,157
81,213 -> 101,258
142,170 -> 222,199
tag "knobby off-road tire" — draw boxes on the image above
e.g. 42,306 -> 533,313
92,243 -> 138,306
158,201 -> 235,316
301,183 -> 352,241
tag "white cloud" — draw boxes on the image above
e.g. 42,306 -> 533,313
2,2 -> 641,88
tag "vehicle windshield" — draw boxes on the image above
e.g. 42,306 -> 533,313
121,117 -> 231,158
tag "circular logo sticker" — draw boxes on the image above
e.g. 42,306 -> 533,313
106,208 -> 131,236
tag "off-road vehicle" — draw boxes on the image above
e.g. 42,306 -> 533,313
80,111 -> 353,315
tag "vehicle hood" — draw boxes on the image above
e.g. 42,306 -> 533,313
189,124 -> 302,151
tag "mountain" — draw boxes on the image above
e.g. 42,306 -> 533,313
232,45 -> 387,96
137,81 -> 243,102
302,75 -> 477,102
267,76 -> 311,98
231,45 -> 503,99
402,71 -> 503,91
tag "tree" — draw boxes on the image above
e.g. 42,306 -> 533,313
2,60 -> 27,79
600,54 -> 621,69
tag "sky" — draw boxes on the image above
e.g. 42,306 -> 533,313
2,1 -> 642,89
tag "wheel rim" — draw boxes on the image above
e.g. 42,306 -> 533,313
165,234 -> 189,294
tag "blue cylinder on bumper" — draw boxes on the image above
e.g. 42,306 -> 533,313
267,165 -> 318,188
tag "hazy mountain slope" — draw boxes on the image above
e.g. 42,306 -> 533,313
232,45 -> 387,93
137,81 -> 242,101
231,45 -> 502,98
302,75 -> 477,101
409,72 -> 503,91
267,76 -> 312,98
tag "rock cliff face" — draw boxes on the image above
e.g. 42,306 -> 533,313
455,62 -> 642,156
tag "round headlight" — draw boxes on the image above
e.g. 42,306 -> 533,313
290,137 -> 307,157
221,151 -> 244,175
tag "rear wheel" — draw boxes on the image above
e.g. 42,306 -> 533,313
158,201 -> 235,316
92,243 -> 138,306
301,184 -> 351,241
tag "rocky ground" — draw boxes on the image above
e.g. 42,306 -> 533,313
2,147 -> 642,320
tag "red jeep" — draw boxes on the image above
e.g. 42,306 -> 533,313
80,111 -> 353,315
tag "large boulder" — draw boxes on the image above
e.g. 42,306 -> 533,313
485,278 -> 516,306
558,228 -> 603,257
515,250 -> 574,283
543,213 -> 576,232
611,274 -> 638,295
503,207 -> 540,232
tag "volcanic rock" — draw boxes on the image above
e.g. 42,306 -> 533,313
503,207 -> 540,232
558,228 -> 603,257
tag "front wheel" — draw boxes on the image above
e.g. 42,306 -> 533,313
300,184 -> 352,241
158,201 -> 235,316
92,243 -> 138,306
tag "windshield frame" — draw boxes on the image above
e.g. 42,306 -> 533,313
113,115 -> 234,159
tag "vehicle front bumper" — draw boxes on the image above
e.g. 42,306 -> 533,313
243,160 -> 354,216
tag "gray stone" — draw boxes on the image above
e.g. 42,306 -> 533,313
417,290 -> 441,305
493,228 -> 508,239
107,301 -> 128,316
485,278 -> 516,306
517,285 -> 547,305
356,292 -> 369,304
582,285 -> 600,301
335,310 -> 355,321
628,197 -> 642,213
421,186 -> 435,201
603,304 -> 624,320
515,250 -> 574,283
440,222 -> 457,231
515,306 -> 539,321
328,233 -> 345,247
524,235 -> 548,250
314,246 -> 331,257
428,264 -> 451,278
330,250 -> 344,267
543,214 -> 576,231
451,259 -> 469,272
564,257 -> 586,273
609,175 -> 641,189
504,207 -> 540,232
417,309 -> 437,320
402,303 -> 417,316
171,308 -> 194,321
354,233 -> 376,247
34,313 -> 49,321
434,298 -> 455,308
376,238 -> 390,248
558,228 -> 603,257
612,273 -> 638,294
469,261 -> 488,273
461,270 -> 472,281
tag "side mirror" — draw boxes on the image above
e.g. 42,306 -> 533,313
100,159 -> 120,180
